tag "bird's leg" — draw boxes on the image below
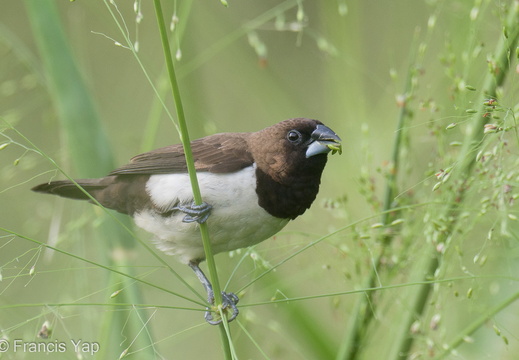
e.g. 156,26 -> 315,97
173,201 -> 213,223
188,261 -> 239,325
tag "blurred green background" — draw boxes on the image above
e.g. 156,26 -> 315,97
1,1 -> 519,359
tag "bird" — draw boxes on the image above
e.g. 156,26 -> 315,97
32,118 -> 342,324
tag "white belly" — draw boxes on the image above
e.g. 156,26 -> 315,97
133,165 -> 289,264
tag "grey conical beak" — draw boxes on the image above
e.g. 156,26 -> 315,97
306,124 -> 342,158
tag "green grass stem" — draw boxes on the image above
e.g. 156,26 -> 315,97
434,290 -> 519,359
0,225 -> 206,307
153,0 -> 233,357
336,29 -> 422,360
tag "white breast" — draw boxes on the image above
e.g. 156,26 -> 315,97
133,165 -> 289,264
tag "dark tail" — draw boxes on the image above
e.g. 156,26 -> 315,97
32,175 -> 148,215
31,179 -> 108,201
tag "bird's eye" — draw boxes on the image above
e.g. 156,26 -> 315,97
287,130 -> 302,143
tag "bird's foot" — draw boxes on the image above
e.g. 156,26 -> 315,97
188,261 -> 240,325
174,201 -> 213,223
204,291 -> 240,325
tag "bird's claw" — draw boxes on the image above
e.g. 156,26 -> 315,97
204,291 -> 240,325
174,201 -> 213,224
188,262 -> 240,325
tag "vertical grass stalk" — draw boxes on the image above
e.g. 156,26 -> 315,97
24,0 -> 155,357
387,3 -> 519,359
152,1 -> 233,358
336,30 -> 420,360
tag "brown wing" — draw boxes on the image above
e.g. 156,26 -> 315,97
109,133 -> 254,175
